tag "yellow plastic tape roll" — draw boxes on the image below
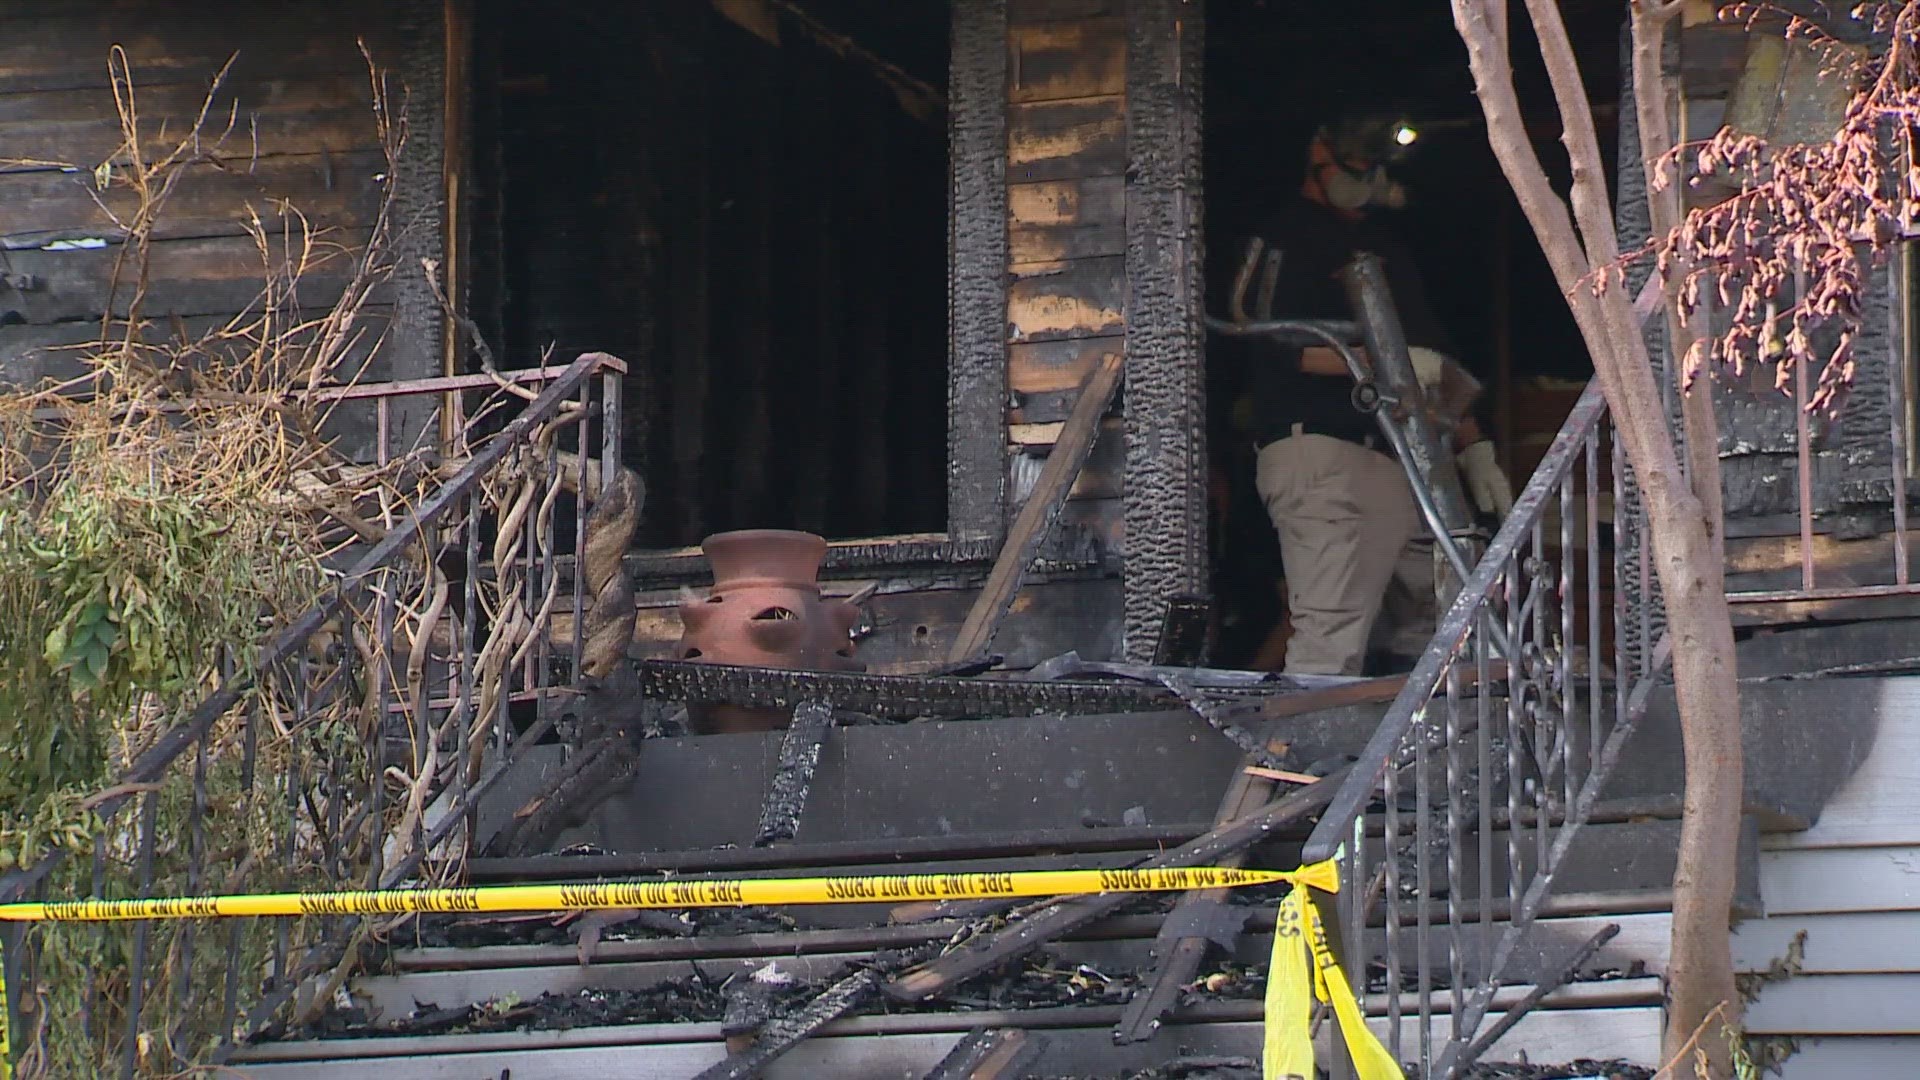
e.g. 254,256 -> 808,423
0,866 -> 1289,923
1263,860 -> 1402,1080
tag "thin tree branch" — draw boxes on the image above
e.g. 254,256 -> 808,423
1522,0 -> 1624,267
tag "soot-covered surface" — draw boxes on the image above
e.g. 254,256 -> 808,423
404,906 -> 799,949
1033,1060 -> 1653,1080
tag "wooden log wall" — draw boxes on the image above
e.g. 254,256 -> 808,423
0,0 -> 446,455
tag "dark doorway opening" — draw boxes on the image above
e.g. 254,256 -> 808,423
469,1 -> 951,548
1201,0 -> 1621,669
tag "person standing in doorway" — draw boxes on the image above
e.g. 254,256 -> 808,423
1226,111 -> 1513,676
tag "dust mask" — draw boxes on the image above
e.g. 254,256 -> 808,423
1321,162 -> 1406,210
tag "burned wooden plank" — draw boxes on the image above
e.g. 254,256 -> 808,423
636,657 -> 1182,718
484,731 -> 640,860
950,350 -> 1124,662
1008,420 -> 1123,499
1009,335 -> 1123,397
470,823 -> 1208,881
1011,386 -> 1122,428
924,1027 -> 1045,1079
0,307 -> 391,387
0,151 -> 384,249
1007,256 -> 1126,342
0,77 -> 383,168
1008,18 -> 1125,103
1006,95 -> 1125,183
753,700 -> 834,847
1114,729 -> 1292,1044
720,961 -> 796,1054
1152,671 -> 1281,768
1,231 -> 378,323
690,948 -> 936,1080
881,764 -> 1351,1004
1008,176 -> 1125,264
0,7 -> 391,95
566,907 -> 697,967
1009,0 -> 1122,23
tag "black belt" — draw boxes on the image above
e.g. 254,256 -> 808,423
1257,422 -> 1391,455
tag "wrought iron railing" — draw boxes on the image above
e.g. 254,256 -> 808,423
1299,379 -> 1674,1079
0,352 -> 625,1077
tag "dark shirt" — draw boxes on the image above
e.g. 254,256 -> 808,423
1233,198 -> 1457,447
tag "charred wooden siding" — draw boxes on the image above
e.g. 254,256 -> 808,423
1614,11 -> 1914,637
0,0 -> 445,415
1003,0 -> 1207,661
1003,0 -> 1129,568
1679,15 -> 1897,529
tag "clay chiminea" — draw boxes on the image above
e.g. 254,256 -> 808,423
675,529 -> 865,734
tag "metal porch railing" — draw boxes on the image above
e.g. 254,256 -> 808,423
1299,378 -> 1674,1079
0,352 -> 625,1078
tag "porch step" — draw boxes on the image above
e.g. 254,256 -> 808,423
355,913 -> 1672,1018
226,905 -> 1678,1078
230,991 -> 1665,1078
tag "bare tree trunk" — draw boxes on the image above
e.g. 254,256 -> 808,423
1451,1 -> 1745,1072
1626,5 -> 1743,1068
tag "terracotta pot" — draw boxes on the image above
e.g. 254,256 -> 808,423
675,529 -> 864,734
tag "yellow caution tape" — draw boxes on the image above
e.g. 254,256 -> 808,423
0,866 -> 1287,923
0,861 -> 1395,1080
0,944 -> 10,1080
1264,860 -> 1401,1080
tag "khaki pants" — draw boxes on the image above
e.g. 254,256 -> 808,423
1256,433 -> 1436,676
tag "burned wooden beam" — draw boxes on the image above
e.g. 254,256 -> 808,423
923,1027 -> 1044,1079
690,948 -> 936,1080
720,960 -> 797,1055
948,350 -> 1125,663
753,700 -> 834,846
568,908 -> 694,967
485,732 -> 639,858
487,665 -> 647,859
637,656 -> 1467,722
638,658 -> 1182,717
1113,730 -> 1295,1044
1153,670 -> 1284,770
881,763 -> 1350,1004
472,822 -> 1206,881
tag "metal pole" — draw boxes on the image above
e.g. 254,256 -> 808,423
1339,251 -> 1476,534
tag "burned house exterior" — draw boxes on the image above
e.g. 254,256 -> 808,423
4,1 -> 1920,1076
1,0 -> 1204,668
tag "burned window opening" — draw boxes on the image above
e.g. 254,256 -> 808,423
468,0 -> 951,549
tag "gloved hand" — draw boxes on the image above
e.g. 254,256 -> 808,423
1407,346 -> 1447,392
1457,440 -> 1514,519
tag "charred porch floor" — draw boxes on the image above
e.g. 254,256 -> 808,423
221,662 -> 1864,1079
